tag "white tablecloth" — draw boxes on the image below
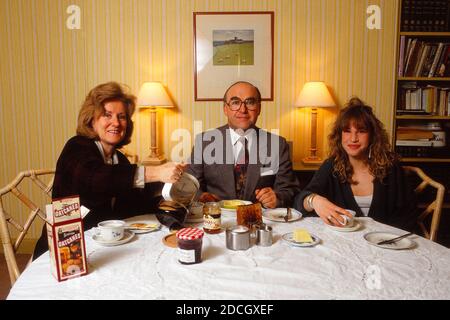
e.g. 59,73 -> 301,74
7,214 -> 450,300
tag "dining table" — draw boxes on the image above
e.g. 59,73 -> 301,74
7,210 -> 450,300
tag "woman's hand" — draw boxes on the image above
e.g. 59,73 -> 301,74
309,195 -> 353,227
145,162 -> 187,183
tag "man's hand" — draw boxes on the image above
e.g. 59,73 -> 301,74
255,187 -> 277,208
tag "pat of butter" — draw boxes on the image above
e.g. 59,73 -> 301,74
293,229 -> 313,243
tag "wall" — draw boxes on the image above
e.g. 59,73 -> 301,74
0,0 -> 399,250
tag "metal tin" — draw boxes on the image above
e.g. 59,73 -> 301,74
226,225 -> 250,251
256,225 -> 273,247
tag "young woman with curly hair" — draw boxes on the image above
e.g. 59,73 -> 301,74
294,97 -> 418,230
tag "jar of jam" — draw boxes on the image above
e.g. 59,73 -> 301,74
203,202 -> 221,234
176,228 -> 204,264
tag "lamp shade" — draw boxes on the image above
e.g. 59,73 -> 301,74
295,81 -> 336,108
137,82 -> 174,108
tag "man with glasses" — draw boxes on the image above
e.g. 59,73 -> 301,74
187,81 -> 299,208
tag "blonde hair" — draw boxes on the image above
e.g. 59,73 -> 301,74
328,97 -> 398,184
76,82 -> 136,148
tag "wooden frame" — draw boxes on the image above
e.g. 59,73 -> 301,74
0,169 -> 54,287
194,11 -> 274,101
403,166 -> 445,242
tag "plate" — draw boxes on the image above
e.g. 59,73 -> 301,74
282,232 -> 320,247
363,231 -> 414,250
220,200 -> 252,213
92,230 -> 135,246
126,222 -> 161,234
326,220 -> 361,232
263,208 -> 302,222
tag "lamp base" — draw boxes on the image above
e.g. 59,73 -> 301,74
142,155 -> 167,166
301,157 -> 323,166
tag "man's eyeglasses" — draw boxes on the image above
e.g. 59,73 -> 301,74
225,98 -> 260,111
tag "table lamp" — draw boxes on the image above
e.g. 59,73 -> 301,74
295,81 -> 336,165
137,82 -> 174,165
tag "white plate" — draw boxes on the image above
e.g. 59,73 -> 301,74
263,208 -> 302,222
92,230 -> 135,246
219,200 -> 252,214
126,222 -> 161,234
282,232 -> 320,247
326,220 -> 361,232
363,231 -> 414,250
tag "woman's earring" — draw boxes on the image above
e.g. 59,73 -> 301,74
368,146 -> 372,160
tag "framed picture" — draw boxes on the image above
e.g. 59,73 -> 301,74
194,12 -> 274,101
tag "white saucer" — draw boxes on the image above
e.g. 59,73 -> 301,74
263,208 -> 302,222
364,231 -> 414,250
126,222 -> 161,234
326,221 -> 361,232
282,232 -> 320,247
92,230 -> 135,246
220,200 -> 252,214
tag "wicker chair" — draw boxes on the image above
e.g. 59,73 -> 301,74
403,166 -> 445,242
0,169 -> 54,287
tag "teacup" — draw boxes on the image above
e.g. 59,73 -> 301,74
339,209 -> 356,227
95,220 -> 125,241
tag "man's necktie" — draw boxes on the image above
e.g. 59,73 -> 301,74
234,136 -> 249,199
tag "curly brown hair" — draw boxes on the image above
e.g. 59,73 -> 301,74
328,97 -> 398,184
76,81 -> 136,148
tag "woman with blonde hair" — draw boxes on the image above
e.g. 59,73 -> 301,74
294,97 -> 417,230
33,82 -> 186,259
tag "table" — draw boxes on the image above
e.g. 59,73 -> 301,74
7,214 -> 450,300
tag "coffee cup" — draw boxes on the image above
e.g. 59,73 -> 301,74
95,220 -> 125,241
339,209 -> 356,227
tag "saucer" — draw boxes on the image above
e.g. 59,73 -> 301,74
326,221 -> 361,232
282,232 -> 320,247
263,208 -> 302,223
364,231 -> 414,250
92,230 -> 135,246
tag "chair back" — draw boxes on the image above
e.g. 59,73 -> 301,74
0,169 -> 54,286
403,166 -> 445,242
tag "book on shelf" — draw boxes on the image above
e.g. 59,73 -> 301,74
397,83 -> 450,115
401,0 -> 450,32
396,128 -> 435,140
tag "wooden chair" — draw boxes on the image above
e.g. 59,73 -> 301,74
0,169 -> 54,287
403,166 -> 445,242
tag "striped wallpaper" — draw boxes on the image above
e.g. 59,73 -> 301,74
0,0 -> 399,250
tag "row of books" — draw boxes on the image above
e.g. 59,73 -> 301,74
399,38 -> 450,77
396,123 -> 446,148
400,0 -> 450,32
397,82 -> 450,115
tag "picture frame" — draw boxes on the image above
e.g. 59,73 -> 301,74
194,12 -> 274,101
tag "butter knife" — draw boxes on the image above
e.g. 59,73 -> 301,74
284,207 -> 291,222
377,232 -> 413,245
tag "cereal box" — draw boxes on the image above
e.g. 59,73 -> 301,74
46,195 -> 88,281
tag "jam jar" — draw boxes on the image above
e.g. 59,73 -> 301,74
203,202 -> 221,234
176,227 -> 204,264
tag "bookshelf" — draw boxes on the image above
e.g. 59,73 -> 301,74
394,0 -> 450,163
394,1 -> 450,243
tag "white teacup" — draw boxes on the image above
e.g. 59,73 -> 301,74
339,209 -> 356,227
95,220 -> 125,241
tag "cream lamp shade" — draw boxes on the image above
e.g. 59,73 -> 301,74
295,81 -> 336,165
137,82 -> 174,108
295,81 -> 336,108
137,82 -> 174,165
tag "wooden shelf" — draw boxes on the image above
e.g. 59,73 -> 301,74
398,77 -> 450,81
400,158 -> 450,163
396,115 -> 450,120
400,32 -> 450,37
